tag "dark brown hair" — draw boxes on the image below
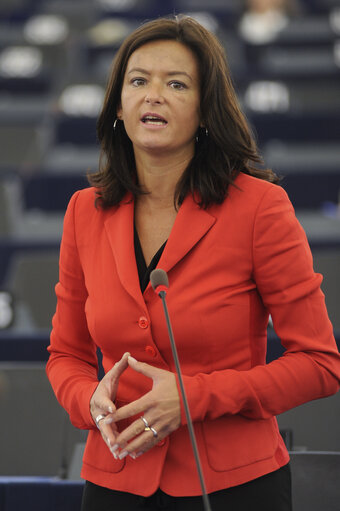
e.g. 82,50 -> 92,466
90,15 -> 279,209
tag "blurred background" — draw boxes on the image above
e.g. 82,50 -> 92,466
0,0 -> 339,501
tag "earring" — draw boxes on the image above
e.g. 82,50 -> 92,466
113,118 -> 119,130
196,126 -> 208,143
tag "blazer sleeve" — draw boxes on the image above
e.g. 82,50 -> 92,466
46,191 -> 99,430
177,184 -> 340,425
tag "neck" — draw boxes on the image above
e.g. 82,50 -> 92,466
134,148 -> 193,209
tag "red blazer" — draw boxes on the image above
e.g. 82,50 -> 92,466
47,172 -> 340,496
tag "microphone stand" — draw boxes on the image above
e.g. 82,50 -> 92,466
157,288 -> 212,511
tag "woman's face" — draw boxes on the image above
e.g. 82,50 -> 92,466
117,39 -> 201,159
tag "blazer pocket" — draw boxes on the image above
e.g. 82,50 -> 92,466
202,415 -> 279,472
83,430 -> 125,474
83,399 -> 143,474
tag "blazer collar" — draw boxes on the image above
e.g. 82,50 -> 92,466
104,193 -> 216,304
158,194 -> 216,275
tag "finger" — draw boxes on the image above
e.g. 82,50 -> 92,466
116,424 -> 161,459
92,396 -> 117,415
110,394 -> 151,423
92,408 -> 116,428
98,422 -> 120,457
106,352 -> 130,381
115,416 -> 162,449
97,352 -> 131,413
119,435 -> 155,459
128,356 -> 163,380
111,416 -> 146,448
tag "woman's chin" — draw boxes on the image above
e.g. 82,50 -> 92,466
134,138 -> 195,158
135,140 -> 173,155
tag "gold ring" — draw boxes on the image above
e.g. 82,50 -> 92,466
140,416 -> 149,428
140,417 -> 157,437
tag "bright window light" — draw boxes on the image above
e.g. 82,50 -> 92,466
245,81 -> 290,113
0,291 -> 14,330
24,15 -> 69,45
0,46 -> 43,78
88,18 -> 132,45
186,12 -> 219,33
96,0 -> 137,11
330,8 -> 340,35
59,84 -> 105,116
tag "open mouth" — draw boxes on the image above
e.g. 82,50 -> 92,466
141,114 -> 168,126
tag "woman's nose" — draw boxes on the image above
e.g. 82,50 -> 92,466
145,82 -> 164,104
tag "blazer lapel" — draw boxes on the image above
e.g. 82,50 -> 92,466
157,194 -> 216,275
104,193 -> 216,300
104,195 -> 143,305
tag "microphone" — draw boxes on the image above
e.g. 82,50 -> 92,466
150,268 -> 169,296
150,269 -> 212,511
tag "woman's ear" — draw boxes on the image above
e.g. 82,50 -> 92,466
116,104 -> 123,120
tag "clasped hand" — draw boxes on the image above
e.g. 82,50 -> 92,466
90,353 -> 181,460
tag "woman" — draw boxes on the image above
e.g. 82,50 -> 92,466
46,15 -> 340,511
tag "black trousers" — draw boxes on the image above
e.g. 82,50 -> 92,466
81,463 -> 292,511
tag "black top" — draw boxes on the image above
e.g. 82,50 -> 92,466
134,224 -> 167,293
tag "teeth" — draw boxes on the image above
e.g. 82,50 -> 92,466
145,120 -> 165,125
142,116 -> 166,124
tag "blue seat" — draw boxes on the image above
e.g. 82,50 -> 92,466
281,171 -> 340,209
54,115 -> 98,145
23,173 -> 89,212
249,112 -> 340,144
0,478 -> 84,511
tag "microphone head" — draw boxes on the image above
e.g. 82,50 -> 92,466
150,269 -> 169,291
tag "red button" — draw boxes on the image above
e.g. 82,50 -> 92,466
138,316 -> 149,329
145,345 -> 157,357
157,439 -> 166,447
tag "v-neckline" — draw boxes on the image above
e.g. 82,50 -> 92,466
134,224 -> 167,293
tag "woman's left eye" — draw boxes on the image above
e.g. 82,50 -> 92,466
169,81 -> 186,90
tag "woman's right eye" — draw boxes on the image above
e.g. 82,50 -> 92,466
131,78 -> 146,87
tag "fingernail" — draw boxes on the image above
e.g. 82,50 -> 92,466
104,417 -> 113,425
128,356 -> 137,363
135,451 -> 143,458
112,451 -> 118,460
111,443 -> 119,453
108,406 -> 114,413
129,453 -> 137,460
118,450 -> 129,460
